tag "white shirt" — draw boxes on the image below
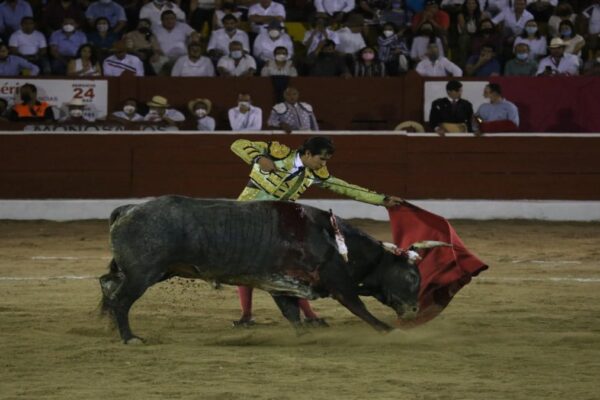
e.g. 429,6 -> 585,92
583,5 -> 600,35
416,57 -> 463,77
335,27 -> 366,54
9,30 -> 47,56
252,31 -> 294,61
303,28 -> 340,54
207,28 -> 250,54
477,0 -> 510,16
144,108 -> 185,122
112,110 -> 144,121
171,55 -> 215,77
536,54 -> 580,76
214,10 -> 243,29
290,153 -> 304,174
314,0 -> 355,15
513,36 -> 547,60
492,8 -> 534,36
248,2 -> 286,33
154,22 -> 194,60
547,15 -> 576,37
410,36 -> 445,61
103,54 -> 145,77
260,59 -> 298,76
561,34 -> 585,57
196,116 -> 216,131
217,54 -> 256,76
228,105 -> 262,130
139,2 -> 186,33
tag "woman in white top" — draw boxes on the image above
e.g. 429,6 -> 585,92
547,2 -> 576,37
557,20 -> 585,58
513,19 -> 547,61
67,44 -> 102,77
260,46 -> 298,76
410,22 -> 445,62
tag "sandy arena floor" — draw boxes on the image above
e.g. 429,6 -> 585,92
1,219 -> 599,400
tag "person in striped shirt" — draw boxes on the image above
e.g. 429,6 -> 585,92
102,40 -> 144,76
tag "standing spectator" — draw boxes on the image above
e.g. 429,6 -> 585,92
248,0 -> 286,34
171,42 -> 215,76
429,80 -> 474,134
154,10 -> 194,62
102,40 -> 144,76
513,19 -> 547,61
9,83 -> 55,121
536,37 -> 579,76
380,1 -> 412,28
213,1 -> 243,30
412,0 -> 450,37
470,18 -> 503,56
314,0 -> 356,20
216,41 -> 256,77
67,43 -> 102,76
582,0 -> 600,52
268,87 -> 319,132
0,42 -> 39,75
85,0 -> 127,35
228,93 -> 262,131
465,43 -> 501,76
60,98 -> 94,122
188,97 -> 215,131
547,2 -> 575,38
504,42 -> 537,75
491,0 -> 533,38
144,95 -> 185,124
556,20 -> 585,58
110,98 -> 144,122
473,82 -> 519,132
335,14 -> 367,55
415,41 -> 462,76
122,18 -> 168,75
0,0 -> 33,38
49,17 -> 88,74
377,22 -> 409,75
252,21 -> 294,62
457,0 -> 484,66
410,22 -> 445,61
9,17 -> 49,75
207,15 -> 250,60
42,0 -> 86,34
306,39 -> 351,77
303,16 -> 340,56
189,0 -> 216,33
139,0 -> 186,33
87,17 -> 119,61
353,46 -> 386,76
583,48 -> 600,76
260,46 -> 298,76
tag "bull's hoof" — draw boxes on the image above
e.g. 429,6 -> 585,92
232,318 -> 256,328
124,336 -> 145,345
304,318 -> 329,328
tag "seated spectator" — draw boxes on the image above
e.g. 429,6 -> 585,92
60,98 -> 94,122
491,0 -> 533,39
465,44 -> 501,76
268,87 -> 318,132
207,15 -> 250,60
429,80 -> 474,134
171,42 -> 215,76
379,1 -> 412,28
504,42 -> 537,76
188,97 -> 215,131
140,0 -> 186,33
536,38 -> 579,76
228,93 -> 262,131
154,10 -> 194,62
556,20 -> 585,58
513,19 -> 547,61
189,0 -> 216,33
335,14 -> 367,55
478,0 -> 510,18
110,98 -> 144,122
260,46 -> 298,76
306,39 -> 351,77
457,0 -> 484,66
583,48 -> 600,76
213,1 -> 243,30
412,0 -> 450,37
0,0 -> 33,38
9,17 -> 50,74
440,0 -> 465,15
9,83 -> 55,121
123,18 -> 168,75
314,0 -> 355,21
353,46 -> 386,76
49,17 -> 88,74
410,22 -> 445,61
0,42 -> 39,75
85,0 -> 127,35
248,0 -> 286,33
252,21 -> 294,62
582,1 -> 600,52
377,22 -> 409,75
0,98 -> 9,120
303,16 -> 340,56
87,17 -> 119,61
470,18 -> 503,56
102,40 -> 144,76
473,82 -> 519,133
67,43 -> 102,76
547,2 -> 576,38
42,0 -> 86,34
144,95 -> 185,124
415,41 -> 463,77
216,41 -> 256,77
526,0 -> 556,23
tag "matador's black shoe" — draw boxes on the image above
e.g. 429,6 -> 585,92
303,317 -> 329,328
232,316 -> 256,328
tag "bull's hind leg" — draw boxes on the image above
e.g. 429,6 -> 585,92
271,295 -> 305,333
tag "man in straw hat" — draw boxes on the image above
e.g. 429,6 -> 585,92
61,98 -> 94,122
144,95 -> 185,124
102,40 -> 145,77
536,37 -> 580,76
188,98 -> 216,131
229,135 -> 405,327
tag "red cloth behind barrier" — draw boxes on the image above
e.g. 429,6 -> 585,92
388,204 -> 488,326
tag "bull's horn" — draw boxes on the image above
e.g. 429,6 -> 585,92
410,241 -> 452,249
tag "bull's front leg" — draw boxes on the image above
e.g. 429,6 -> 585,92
271,294 -> 306,334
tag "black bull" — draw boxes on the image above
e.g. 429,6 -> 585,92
100,196 -> 421,343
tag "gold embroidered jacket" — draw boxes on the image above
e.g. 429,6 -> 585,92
231,139 -> 386,205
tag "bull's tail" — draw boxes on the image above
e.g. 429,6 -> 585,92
98,258 -> 126,328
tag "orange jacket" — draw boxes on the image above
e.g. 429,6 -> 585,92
13,102 -> 50,118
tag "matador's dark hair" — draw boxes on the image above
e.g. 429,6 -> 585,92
299,136 -> 335,156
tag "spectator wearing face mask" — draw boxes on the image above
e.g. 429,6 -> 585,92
228,93 -> 262,131
248,0 -> 286,34
335,14 -> 367,55
377,22 -> 409,75
410,22 -> 445,61
49,17 -> 88,75
144,95 -> 185,124
123,18 -> 168,75
303,16 -> 340,56
556,20 -> 585,58
67,43 -> 102,76
536,37 -> 579,76
306,39 -> 351,77
547,2 -> 575,38
213,2 -> 243,30
353,46 -> 386,77
0,42 -> 39,76
9,17 -> 50,75
260,46 -> 298,76
415,41 -> 462,77
110,98 -> 144,122
61,98 -> 94,122
85,0 -> 127,35
252,21 -> 294,63
102,40 -> 144,76
465,43 -> 501,76
87,17 -> 119,61
171,42 -> 215,77
9,83 -> 55,121
139,0 -> 186,34
207,15 -> 250,60
512,19 -> 547,61
188,98 -> 215,131
42,0 -> 86,34
504,42 -> 537,75
217,41 -> 256,77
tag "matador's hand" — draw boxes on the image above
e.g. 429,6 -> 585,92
383,196 -> 406,207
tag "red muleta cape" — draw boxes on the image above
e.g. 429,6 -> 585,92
388,203 -> 488,326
